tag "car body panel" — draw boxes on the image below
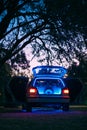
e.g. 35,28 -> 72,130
27,97 -> 70,103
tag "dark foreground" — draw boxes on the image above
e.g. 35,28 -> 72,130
0,106 -> 87,130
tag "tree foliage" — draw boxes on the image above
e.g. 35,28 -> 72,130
0,0 -> 87,68
68,56 -> 87,81
10,50 -> 30,76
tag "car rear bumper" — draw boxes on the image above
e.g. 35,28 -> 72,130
27,96 -> 70,104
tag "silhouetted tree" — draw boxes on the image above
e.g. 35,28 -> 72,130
0,0 -> 87,68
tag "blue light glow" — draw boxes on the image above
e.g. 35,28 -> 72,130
33,78 -> 64,95
32,66 -> 67,78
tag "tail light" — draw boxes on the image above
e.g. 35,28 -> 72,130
62,88 -> 69,95
27,87 -> 38,97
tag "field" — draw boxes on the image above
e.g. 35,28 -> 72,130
0,105 -> 87,130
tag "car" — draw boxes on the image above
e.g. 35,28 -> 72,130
26,66 -> 70,112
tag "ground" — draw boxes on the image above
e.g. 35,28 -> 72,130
0,105 -> 87,130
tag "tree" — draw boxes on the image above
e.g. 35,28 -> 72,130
0,63 -> 12,104
0,0 -> 87,69
10,50 -> 30,76
0,0 -> 46,68
30,0 -> 87,65
68,53 -> 87,82
68,55 -> 87,104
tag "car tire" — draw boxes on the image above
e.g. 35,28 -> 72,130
26,103 -> 32,112
62,103 -> 69,111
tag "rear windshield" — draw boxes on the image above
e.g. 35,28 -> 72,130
34,79 -> 64,88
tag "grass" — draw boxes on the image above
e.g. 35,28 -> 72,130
0,105 -> 87,130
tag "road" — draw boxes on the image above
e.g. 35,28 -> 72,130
0,106 -> 87,130
0,106 -> 87,118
